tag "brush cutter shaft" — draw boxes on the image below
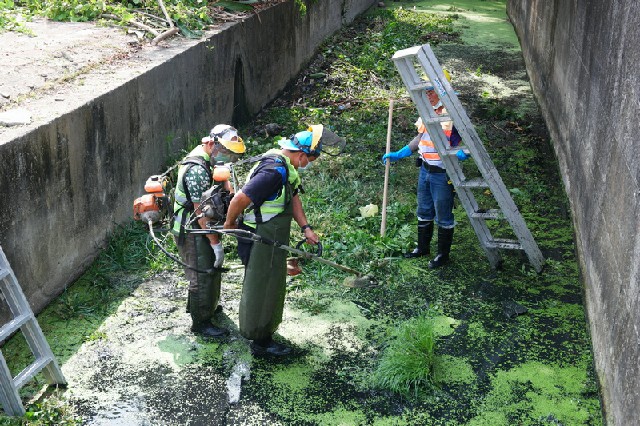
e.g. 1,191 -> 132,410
190,228 -> 364,277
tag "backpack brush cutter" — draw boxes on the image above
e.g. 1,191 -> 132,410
189,227 -> 377,288
133,161 -> 376,287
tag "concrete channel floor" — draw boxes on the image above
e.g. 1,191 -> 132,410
59,266 -> 293,425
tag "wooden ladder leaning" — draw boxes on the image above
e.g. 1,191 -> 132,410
392,44 -> 545,272
0,245 -> 66,416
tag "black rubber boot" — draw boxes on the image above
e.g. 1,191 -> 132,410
250,337 -> 292,357
404,220 -> 434,258
189,291 -> 228,338
428,227 -> 454,269
191,321 -> 229,338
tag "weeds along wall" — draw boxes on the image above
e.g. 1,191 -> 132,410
507,1 -> 640,423
0,0 -> 376,319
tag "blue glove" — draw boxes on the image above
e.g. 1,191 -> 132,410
381,145 -> 413,165
456,150 -> 469,161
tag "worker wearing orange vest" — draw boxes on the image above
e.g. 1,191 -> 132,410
382,76 -> 461,268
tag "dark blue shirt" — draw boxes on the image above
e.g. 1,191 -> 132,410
242,158 -> 288,207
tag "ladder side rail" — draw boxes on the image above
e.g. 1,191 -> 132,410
392,54 -> 430,93
435,90 -> 545,270
0,249 -> 67,386
0,313 -> 31,344
0,275 -> 66,385
20,321 -> 66,385
419,45 -> 505,172
446,114 -> 545,270
0,351 -> 25,416
455,188 -> 503,267
0,275 -> 27,324
391,45 -> 423,63
419,47 -> 493,161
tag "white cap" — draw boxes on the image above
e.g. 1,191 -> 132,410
210,124 -> 238,142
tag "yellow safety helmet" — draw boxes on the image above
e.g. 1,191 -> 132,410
209,124 -> 246,154
425,69 -> 452,91
308,124 -> 324,152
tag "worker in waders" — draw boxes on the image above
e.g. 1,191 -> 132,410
172,124 -> 246,338
382,70 -> 462,269
223,125 -> 333,356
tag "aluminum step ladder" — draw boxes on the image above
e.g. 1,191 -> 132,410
392,44 -> 545,272
0,245 -> 66,416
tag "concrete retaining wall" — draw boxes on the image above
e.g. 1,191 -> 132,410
0,0 -> 375,317
507,1 -> 640,424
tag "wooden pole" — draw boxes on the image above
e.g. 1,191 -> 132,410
380,99 -> 394,237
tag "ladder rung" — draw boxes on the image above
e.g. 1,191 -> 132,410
486,239 -> 522,250
0,268 -> 9,281
458,178 -> 489,188
422,115 -> 452,123
443,147 -> 470,156
0,313 -> 31,343
470,209 -> 503,220
408,81 -> 433,92
391,45 -> 422,60
13,356 -> 53,389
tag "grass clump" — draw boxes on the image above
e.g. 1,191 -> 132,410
372,314 -> 437,397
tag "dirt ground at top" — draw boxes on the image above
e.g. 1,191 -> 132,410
0,19 -> 140,111
0,3 -> 283,122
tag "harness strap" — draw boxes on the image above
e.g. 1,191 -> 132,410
245,154 -> 291,224
176,156 -> 212,245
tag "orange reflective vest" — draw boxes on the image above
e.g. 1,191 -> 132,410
417,121 -> 454,168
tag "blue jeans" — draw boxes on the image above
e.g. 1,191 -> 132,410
417,166 -> 455,228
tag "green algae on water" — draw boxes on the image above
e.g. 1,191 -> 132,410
468,361 -> 601,425
271,362 -> 313,392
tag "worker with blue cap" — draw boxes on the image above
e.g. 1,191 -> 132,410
224,125 -> 336,356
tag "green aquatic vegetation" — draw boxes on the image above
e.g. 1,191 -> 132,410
290,287 -> 333,315
372,314 -> 437,397
432,315 -> 460,337
271,363 -> 313,392
311,405 -> 368,425
314,8 -> 459,104
156,335 -> 197,367
468,361 -> 601,425
433,354 -> 476,386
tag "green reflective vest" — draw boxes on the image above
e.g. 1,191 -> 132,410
242,149 -> 301,228
172,145 -> 211,234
